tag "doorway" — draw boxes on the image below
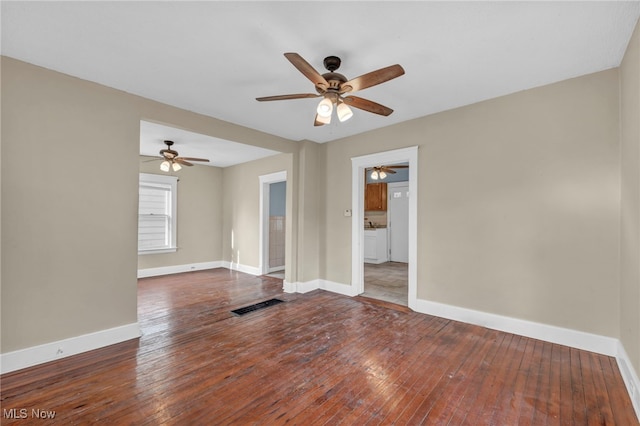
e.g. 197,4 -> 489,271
268,181 -> 286,275
259,171 -> 287,277
351,146 -> 418,310
362,174 -> 409,305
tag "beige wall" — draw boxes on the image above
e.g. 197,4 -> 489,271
1,57 -> 141,351
138,157 -> 223,270
295,141 -> 323,283
621,18 -> 640,375
1,57 -> 296,353
323,69 -> 621,337
221,153 -> 293,275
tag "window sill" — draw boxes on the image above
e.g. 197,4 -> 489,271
138,247 -> 177,255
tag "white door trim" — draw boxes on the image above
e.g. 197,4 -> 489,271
351,146 -> 418,309
259,171 -> 287,275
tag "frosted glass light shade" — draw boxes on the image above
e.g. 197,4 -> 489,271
172,162 -> 182,172
317,97 -> 333,117
160,161 -> 171,172
379,171 -> 387,179
316,113 -> 331,124
337,102 -> 353,122
371,170 -> 379,180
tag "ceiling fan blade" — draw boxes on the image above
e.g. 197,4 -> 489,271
284,52 -> 329,90
340,64 -> 405,93
175,159 -> 194,166
256,93 -> 320,102
142,156 -> 163,163
178,157 -> 209,162
381,168 -> 397,174
343,96 -> 394,116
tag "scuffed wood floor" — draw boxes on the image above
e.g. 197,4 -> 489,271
1,268 -> 637,424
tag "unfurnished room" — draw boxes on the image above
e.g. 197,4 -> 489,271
2,1 -> 640,424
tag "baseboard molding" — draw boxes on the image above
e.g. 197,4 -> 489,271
138,261 -> 224,278
283,279 -> 358,296
1,323 -> 140,374
319,279 -> 359,297
282,279 -> 320,294
616,341 -> 640,420
221,261 -> 261,276
414,298 -> 618,356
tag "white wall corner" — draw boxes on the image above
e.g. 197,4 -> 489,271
616,341 -> 640,421
138,260 -> 224,278
0,323 -> 140,374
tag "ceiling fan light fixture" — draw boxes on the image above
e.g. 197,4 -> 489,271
317,97 -> 333,118
172,162 -> 182,172
337,102 -> 353,122
371,170 -> 379,180
160,160 -> 171,172
316,112 -> 331,124
379,171 -> 387,179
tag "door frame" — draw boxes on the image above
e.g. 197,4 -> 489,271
259,171 -> 287,276
351,146 -> 418,309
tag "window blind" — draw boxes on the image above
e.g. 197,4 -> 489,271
138,174 -> 177,253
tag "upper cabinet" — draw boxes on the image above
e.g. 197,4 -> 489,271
365,182 -> 387,211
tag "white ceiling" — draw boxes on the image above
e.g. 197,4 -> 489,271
2,1 -> 639,163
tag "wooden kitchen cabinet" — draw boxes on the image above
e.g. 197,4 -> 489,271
365,183 -> 387,211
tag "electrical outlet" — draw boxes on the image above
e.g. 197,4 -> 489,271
56,348 -> 63,355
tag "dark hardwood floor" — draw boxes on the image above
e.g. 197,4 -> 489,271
1,268 -> 637,424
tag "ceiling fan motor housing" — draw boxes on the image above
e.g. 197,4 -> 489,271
323,56 -> 341,72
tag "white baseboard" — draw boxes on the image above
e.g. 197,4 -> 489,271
319,279 -> 359,296
283,279 -> 358,296
0,323 -> 140,374
138,261 -> 224,278
616,341 -> 640,420
221,261 -> 261,276
413,298 -> 618,356
283,279 -> 320,294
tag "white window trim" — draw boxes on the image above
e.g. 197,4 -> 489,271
138,173 -> 178,255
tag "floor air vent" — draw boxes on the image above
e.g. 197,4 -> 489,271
231,298 -> 284,316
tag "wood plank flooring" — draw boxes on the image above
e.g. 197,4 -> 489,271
1,268 -> 637,424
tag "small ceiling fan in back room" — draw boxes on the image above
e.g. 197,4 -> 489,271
148,140 -> 210,172
256,53 -> 405,126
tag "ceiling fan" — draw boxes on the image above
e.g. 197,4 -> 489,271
152,140 -> 210,172
367,164 -> 409,180
256,53 -> 405,126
